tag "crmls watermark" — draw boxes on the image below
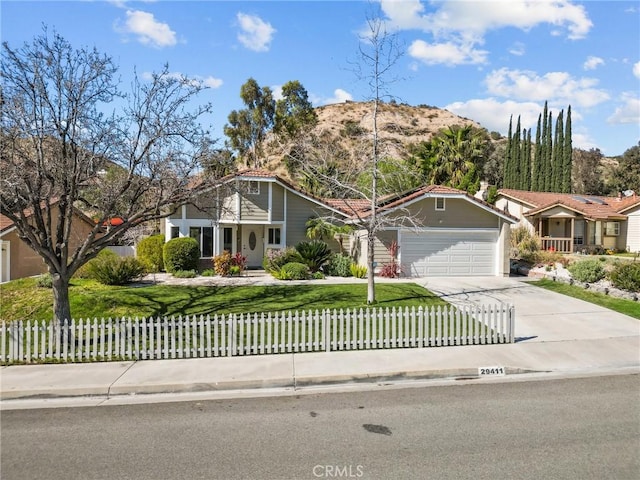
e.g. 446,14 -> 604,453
312,465 -> 365,478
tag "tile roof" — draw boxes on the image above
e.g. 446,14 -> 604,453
498,189 -> 637,220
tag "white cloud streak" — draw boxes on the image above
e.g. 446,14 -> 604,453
119,9 -> 177,48
583,56 -> 604,70
380,0 -> 592,66
607,92 -> 640,125
236,13 -> 276,52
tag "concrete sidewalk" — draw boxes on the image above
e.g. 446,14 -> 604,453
1,277 -> 638,404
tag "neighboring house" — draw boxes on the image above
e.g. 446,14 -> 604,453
496,189 -> 640,253
166,170 -> 517,277
0,204 -> 97,283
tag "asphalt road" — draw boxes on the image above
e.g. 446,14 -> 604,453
1,374 -> 639,480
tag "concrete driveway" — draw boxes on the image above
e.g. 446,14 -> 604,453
417,276 -> 640,343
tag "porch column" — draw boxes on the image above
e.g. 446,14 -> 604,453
570,218 -> 575,253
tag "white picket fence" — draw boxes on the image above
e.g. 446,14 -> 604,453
1,305 -> 514,364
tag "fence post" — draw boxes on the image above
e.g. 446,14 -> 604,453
508,305 -> 515,343
323,310 -> 330,352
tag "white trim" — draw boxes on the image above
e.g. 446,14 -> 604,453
0,240 -> 10,283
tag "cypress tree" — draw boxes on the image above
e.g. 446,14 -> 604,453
544,110 -> 553,191
524,128 -> 532,190
562,105 -> 573,193
513,116 -> 521,189
532,114 -> 542,191
553,110 -> 564,192
504,115 -> 513,188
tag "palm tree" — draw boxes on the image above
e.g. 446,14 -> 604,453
427,125 -> 487,193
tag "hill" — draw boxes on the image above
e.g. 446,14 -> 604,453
262,101 -> 487,175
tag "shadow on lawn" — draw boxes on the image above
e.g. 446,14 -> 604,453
115,283 -> 441,319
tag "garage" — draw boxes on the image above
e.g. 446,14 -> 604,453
400,230 -> 497,277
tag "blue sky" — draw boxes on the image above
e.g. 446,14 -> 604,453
2,0 -> 639,156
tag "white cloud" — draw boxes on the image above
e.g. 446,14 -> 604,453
118,10 -> 176,48
484,68 -> 609,107
408,39 -> 488,66
381,0 -> 592,39
382,0 -> 592,66
323,89 -> 353,105
445,98 -> 542,135
272,85 -> 283,102
445,97 -> 595,149
509,42 -> 525,56
607,92 -> 640,125
583,56 -> 604,70
633,61 -> 640,79
202,76 -> 223,89
236,13 -> 275,52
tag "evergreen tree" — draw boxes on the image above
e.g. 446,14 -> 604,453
553,110 -> 564,192
562,106 -> 573,193
504,115 -> 513,188
512,116 -> 521,189
532,114 -> 542,191
523,128 -> 532,190
544,109 -> 553,191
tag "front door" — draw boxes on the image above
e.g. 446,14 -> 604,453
242,226 -> 264,268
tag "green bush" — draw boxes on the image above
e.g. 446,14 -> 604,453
609,262 -> 640,292
137,234 -> 165,272
295,240 -> 332,273
163,237 -> 200,273
263,247 -> 303,273
36,273 -> 53,288
201,269 -> 216,277
324,253 -> 353,277
568,259 -> 606,283
273,262 -> 310,280
172,269 -> 197,278
350,264 -> 367,278
85,255 -> 145,285
75,249 -> 118,279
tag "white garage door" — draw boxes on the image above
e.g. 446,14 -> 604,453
401,230 -> 497,277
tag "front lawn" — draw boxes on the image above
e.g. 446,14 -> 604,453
0,278 -> 448,323
531,279 -> 640,319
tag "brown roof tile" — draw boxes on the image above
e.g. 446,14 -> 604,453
498,189 -> 632,220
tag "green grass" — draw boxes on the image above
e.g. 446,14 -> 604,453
0,278 -> 448,323
531,279 -> 640,319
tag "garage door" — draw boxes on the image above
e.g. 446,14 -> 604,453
400,230 -> 497,277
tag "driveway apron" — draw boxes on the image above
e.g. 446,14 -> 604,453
417,276 -> 640,343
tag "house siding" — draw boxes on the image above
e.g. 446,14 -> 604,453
284,193 -> 340,250
354,229 -> 397,268
271,183 -> 285,222
625,206 -> 640,252
390,197 -> 498,228
240,187 -> 269,222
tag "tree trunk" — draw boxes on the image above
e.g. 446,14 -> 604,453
52,272 -> 73,346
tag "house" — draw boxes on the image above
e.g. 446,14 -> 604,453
166,170 -> 517,277
0,204 -> 97,283
496,189 -> 640,253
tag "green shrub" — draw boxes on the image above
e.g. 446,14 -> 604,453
137,234 -> 165,272
609,262 -> 640,292
36,274 -> 53,288
163,237 -> 200,273
201,269 -> 216,277
312,271 -> 325,279
324,253 -> 353,277
350,264 -> 367,278
568,259 -> 606,283
295,240 -> 332,273
172,269 -> 197,278
75,249 -> 118,279
85,255 -> 145,285
273,262 -> 310,280
263,247 -> 303,273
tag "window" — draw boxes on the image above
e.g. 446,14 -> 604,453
223,227 -> 233,252
268,227 -> 281,245
244,180 -> 260,195
435,197 -> 446,211
170,226 -> 180,239
605,221 -> 620,236
189,226 -> 214,257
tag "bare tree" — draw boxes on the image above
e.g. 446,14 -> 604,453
350,13 -> 404,303
1,29 -> 216,326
